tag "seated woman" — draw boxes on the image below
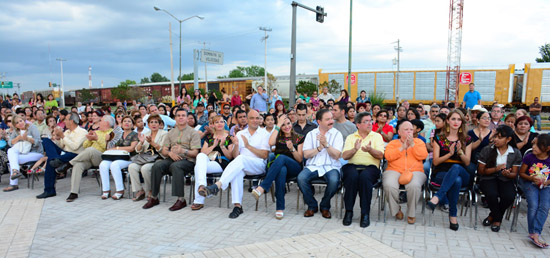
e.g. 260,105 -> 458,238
251,114 -> 304,219
194,115 -> 234,210
427,110 -> 472,231
514,116 -> 538,156
372,109 -> 394,142
477,125 -> 522,232
99,116 -> 138,200
466,111 -> 492,178
384,121 -> 428,224
3,115 -> 44,192
128,115 -> 167,201
519,134 -> 550,248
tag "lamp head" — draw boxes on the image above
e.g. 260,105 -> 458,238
197,16 -> 204,20
153,6 -> 161,11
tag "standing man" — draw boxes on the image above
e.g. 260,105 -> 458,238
529,97 -> 542,131
250,86 -> 268,114
294,104 -> 317,136
298,109 -> 344,219
332,102 -> 357,140
269,89 -> 283,110
462,83 -> 482,109
356,90 -> 369,103
144,93 -> 155,106
231,90 -> 242,107
319,87 -> 334,103
341,112 -> 384,227
204,110 -> 270,219
143,108 -> 201,211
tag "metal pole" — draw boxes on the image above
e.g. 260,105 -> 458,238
289,3 -> 297,108
193,49 -> 199,91
347,0 -> 353,96
56,58 -> 66,108
203,42 -> 208,92
179,21 -> 182,98
395,39 -> 401,106
169,22 -> 175,106
259,27 -> 272,90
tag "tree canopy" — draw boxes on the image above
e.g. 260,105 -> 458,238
225,65 -> 266,78
178,73 -> 195,81
150,72 -> 169,82
296,80 -> 317,96
111,80 -> 144,101
536,43 -> 550,63
318,79 -> 341,96
78,88 -> 96,103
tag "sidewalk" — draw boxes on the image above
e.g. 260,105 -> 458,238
0,173 -> 548,257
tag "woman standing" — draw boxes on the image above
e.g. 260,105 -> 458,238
44,94 -> 58,112
99,116 -> 138,200
208,91 -> 218,110
519,134 -> 550,248
372,110 -> 394,142
128,115 -> 166,201
177,87 -> 191,105
427,110 -> 472,231
3,115 -> 43,192
34,93 -> 45,107
274,100 -> 286,117
514,116 -> 538,156
251,114 -> 304,219
477,125 -> 522,232
310,91 -> 320,110
194,115 -> 234,210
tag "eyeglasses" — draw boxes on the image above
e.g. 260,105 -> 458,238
360,120 -> 373,124
224,107 -> 230,109
6,120 -> 11,123
378,114 -> 387,117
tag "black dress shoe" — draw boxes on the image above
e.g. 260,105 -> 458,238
55,163 -> 71,174
360,214 -> 370,228
49,159 -> 63,169
343,211 -> 353,226
491,224 -> 500,232
228,206 -> 244,219
36,192 -> 56,199
426,201 -> 437,213
450,222 -> 459,231
482,217 -> 492,227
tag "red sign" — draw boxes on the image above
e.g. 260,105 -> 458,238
460,72 -> 472,84
346,74 -> 356,85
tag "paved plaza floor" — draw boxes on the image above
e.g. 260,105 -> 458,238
0,172 -> 549,258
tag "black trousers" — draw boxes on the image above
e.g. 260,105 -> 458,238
342,164 -> 380,215
151,159 -> 194,198
479,178 -> 516,223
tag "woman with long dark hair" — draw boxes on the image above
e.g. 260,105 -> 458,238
177,87 -> 191,105
477,125 -> 522,232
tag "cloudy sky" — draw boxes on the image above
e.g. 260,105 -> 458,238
0,0 -> 548,92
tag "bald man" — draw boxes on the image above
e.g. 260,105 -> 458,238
204,110 -> 271,219
383,121 -> 428,224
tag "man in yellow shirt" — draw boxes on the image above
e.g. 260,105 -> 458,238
341,112 -> 384,228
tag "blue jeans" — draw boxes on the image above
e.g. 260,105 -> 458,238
259,155 -> 302,210
297,168 -> 340,211
523,181 -> 550,235
432,164 -> 470,217
531,115 -> 542,131
42,138 -> 77,194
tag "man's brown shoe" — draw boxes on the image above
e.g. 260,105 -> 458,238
142,198 -> 160,209
321,209 -> 332,219
407,217 -> 416,224
191,203 -> 204,210
396,210 -> 404,220
304,208 -> 318,217
169,199 -> 187,211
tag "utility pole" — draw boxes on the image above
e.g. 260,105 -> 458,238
56,58 -> 66,108
393,39 -> 402,107
169,22 -> 175,106
289,1 -> 327,107
259,27 -> 272,91
347,0 -> 353,95
193,49 -> 199,91
201,42 -> 209,91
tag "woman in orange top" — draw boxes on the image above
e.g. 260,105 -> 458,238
383,121 -> 428,224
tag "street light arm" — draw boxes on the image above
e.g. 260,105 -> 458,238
154,7 -> 204,23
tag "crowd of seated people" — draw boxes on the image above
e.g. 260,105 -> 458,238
0,89 -> 549,248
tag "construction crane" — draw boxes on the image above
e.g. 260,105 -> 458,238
445,0 -> 464,105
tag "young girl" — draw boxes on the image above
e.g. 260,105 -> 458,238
519,134 -> 550,248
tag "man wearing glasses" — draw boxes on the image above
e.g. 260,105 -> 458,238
489,105 -> 504,130
341,112 -> 384,227
221,104 -> 232,123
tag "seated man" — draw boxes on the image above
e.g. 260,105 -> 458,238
36,113 -> 87,199
341,112 -> 385,227
65,115 -> 115,201
204,109 -> 270,218
383,121 -> 428,224
142,108 -> 201,211
298,109 -> 344,219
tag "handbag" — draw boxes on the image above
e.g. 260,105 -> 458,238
131,152 -> 159,165
13,141 -> 32,154
207,151 -> 220,161
102,149 -> 130,161
0,139 -> 7,150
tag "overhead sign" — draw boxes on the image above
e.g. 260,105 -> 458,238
200,50 -> 224,65
345,74 -> 356,85
460,72 -> 472,84
0,81 -> 13,88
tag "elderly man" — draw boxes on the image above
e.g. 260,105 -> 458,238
204,110 -> 270,218
36,113 -> 87,199
341,112 -> 384,227
142,108 -> 201,211
319,87 -> 334,103
298,109 -> 344,219
64,115 -> 115,201
250,86 -> 268,114
489,105 -> 504,130
383,121 -> 428,224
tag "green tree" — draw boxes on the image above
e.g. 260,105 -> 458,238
140,77 -> 150,84
296,80 -> 317,96
255,73 -> 277,93
227,65 -> 266,78
111,80 -> 139,101
536,43 -> 550,63
318,79 -> 341,96
178,73 -> 195,81
150,72 -> 169,82
78,88 -> 96,103
228,68 -> 245,78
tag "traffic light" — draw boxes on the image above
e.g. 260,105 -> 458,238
49,82 -> 52,87
316,6 -> 324,23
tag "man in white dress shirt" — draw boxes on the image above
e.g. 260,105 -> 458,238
205,109 -> 270,219
298,109 -> 344,219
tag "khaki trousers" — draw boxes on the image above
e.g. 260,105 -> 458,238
69,147 -> 103,194
128,163 -> 154,193
383,170 -> 426,218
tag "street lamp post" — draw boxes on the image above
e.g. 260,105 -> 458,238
154,6 -> 203,105
56,58 -> 66,108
